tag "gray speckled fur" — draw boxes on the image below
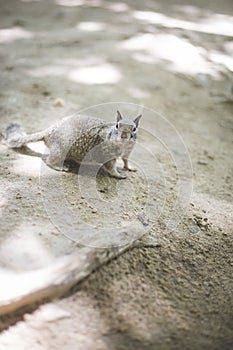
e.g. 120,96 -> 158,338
5,112 -> 142,179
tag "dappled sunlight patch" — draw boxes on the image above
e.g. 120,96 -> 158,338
69,63 -> 121,84
26,59 -> 122,85
0,256 -> 67,302
56,0 -> 128,12
28,141 -> 46,154
209,51 -> 233,72
132,52 -> 158,64
0,222 -> 54,272
133,10 -> 233,37
76,21 -> 106,32
0,296 -> 108,349
106,2 -> 129,12
11,143 -> 45,177
0,27 -> 34,44
120,33 -> 217,76
55,0 -> 85,7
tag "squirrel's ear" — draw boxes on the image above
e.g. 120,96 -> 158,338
134,114 -> 142,128
117,110 -> 123,122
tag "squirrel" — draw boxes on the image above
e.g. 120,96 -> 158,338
5,110 -> 142,179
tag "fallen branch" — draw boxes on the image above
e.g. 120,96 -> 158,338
0,234 -> 158,317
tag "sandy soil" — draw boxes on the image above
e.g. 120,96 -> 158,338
0,0 -> 233,349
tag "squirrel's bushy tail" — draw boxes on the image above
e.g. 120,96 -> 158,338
5,123 -> 45,148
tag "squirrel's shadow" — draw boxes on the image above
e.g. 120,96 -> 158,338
13,145 -> 116,179
14,145 -> 83,175
13,145 -> 44,158
14,145 -> 120,196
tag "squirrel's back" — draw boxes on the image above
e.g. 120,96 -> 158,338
4,114 -> 106,149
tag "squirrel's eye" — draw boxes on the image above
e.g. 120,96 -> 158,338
116,123 -> 119,129
133,127 -> 137,132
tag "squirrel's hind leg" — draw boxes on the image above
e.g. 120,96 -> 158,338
44,145 -> 69,172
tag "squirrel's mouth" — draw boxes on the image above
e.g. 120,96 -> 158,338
120,137 -> 130,143
120,131 -> 130,142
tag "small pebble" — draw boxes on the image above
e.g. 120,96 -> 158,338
42,91 -> 51,96
197,159 -> 208,165
207,154 -> 215,160
54,98 -> 65,107
189,226 -> 200,234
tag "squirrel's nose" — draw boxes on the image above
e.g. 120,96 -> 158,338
121,131 -> 128,139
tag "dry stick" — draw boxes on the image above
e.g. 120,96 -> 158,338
0,234 -> 157,317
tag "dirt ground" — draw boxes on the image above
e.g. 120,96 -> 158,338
0,0 -> 233,349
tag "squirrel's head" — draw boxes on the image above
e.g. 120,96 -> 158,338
110,110 -> 142,143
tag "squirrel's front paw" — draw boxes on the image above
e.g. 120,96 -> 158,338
114,171 -> 127,179
103,162 -> 127,179
123,159 -> 137,172
110,168 -> 127,179
123,165 -> 137,172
